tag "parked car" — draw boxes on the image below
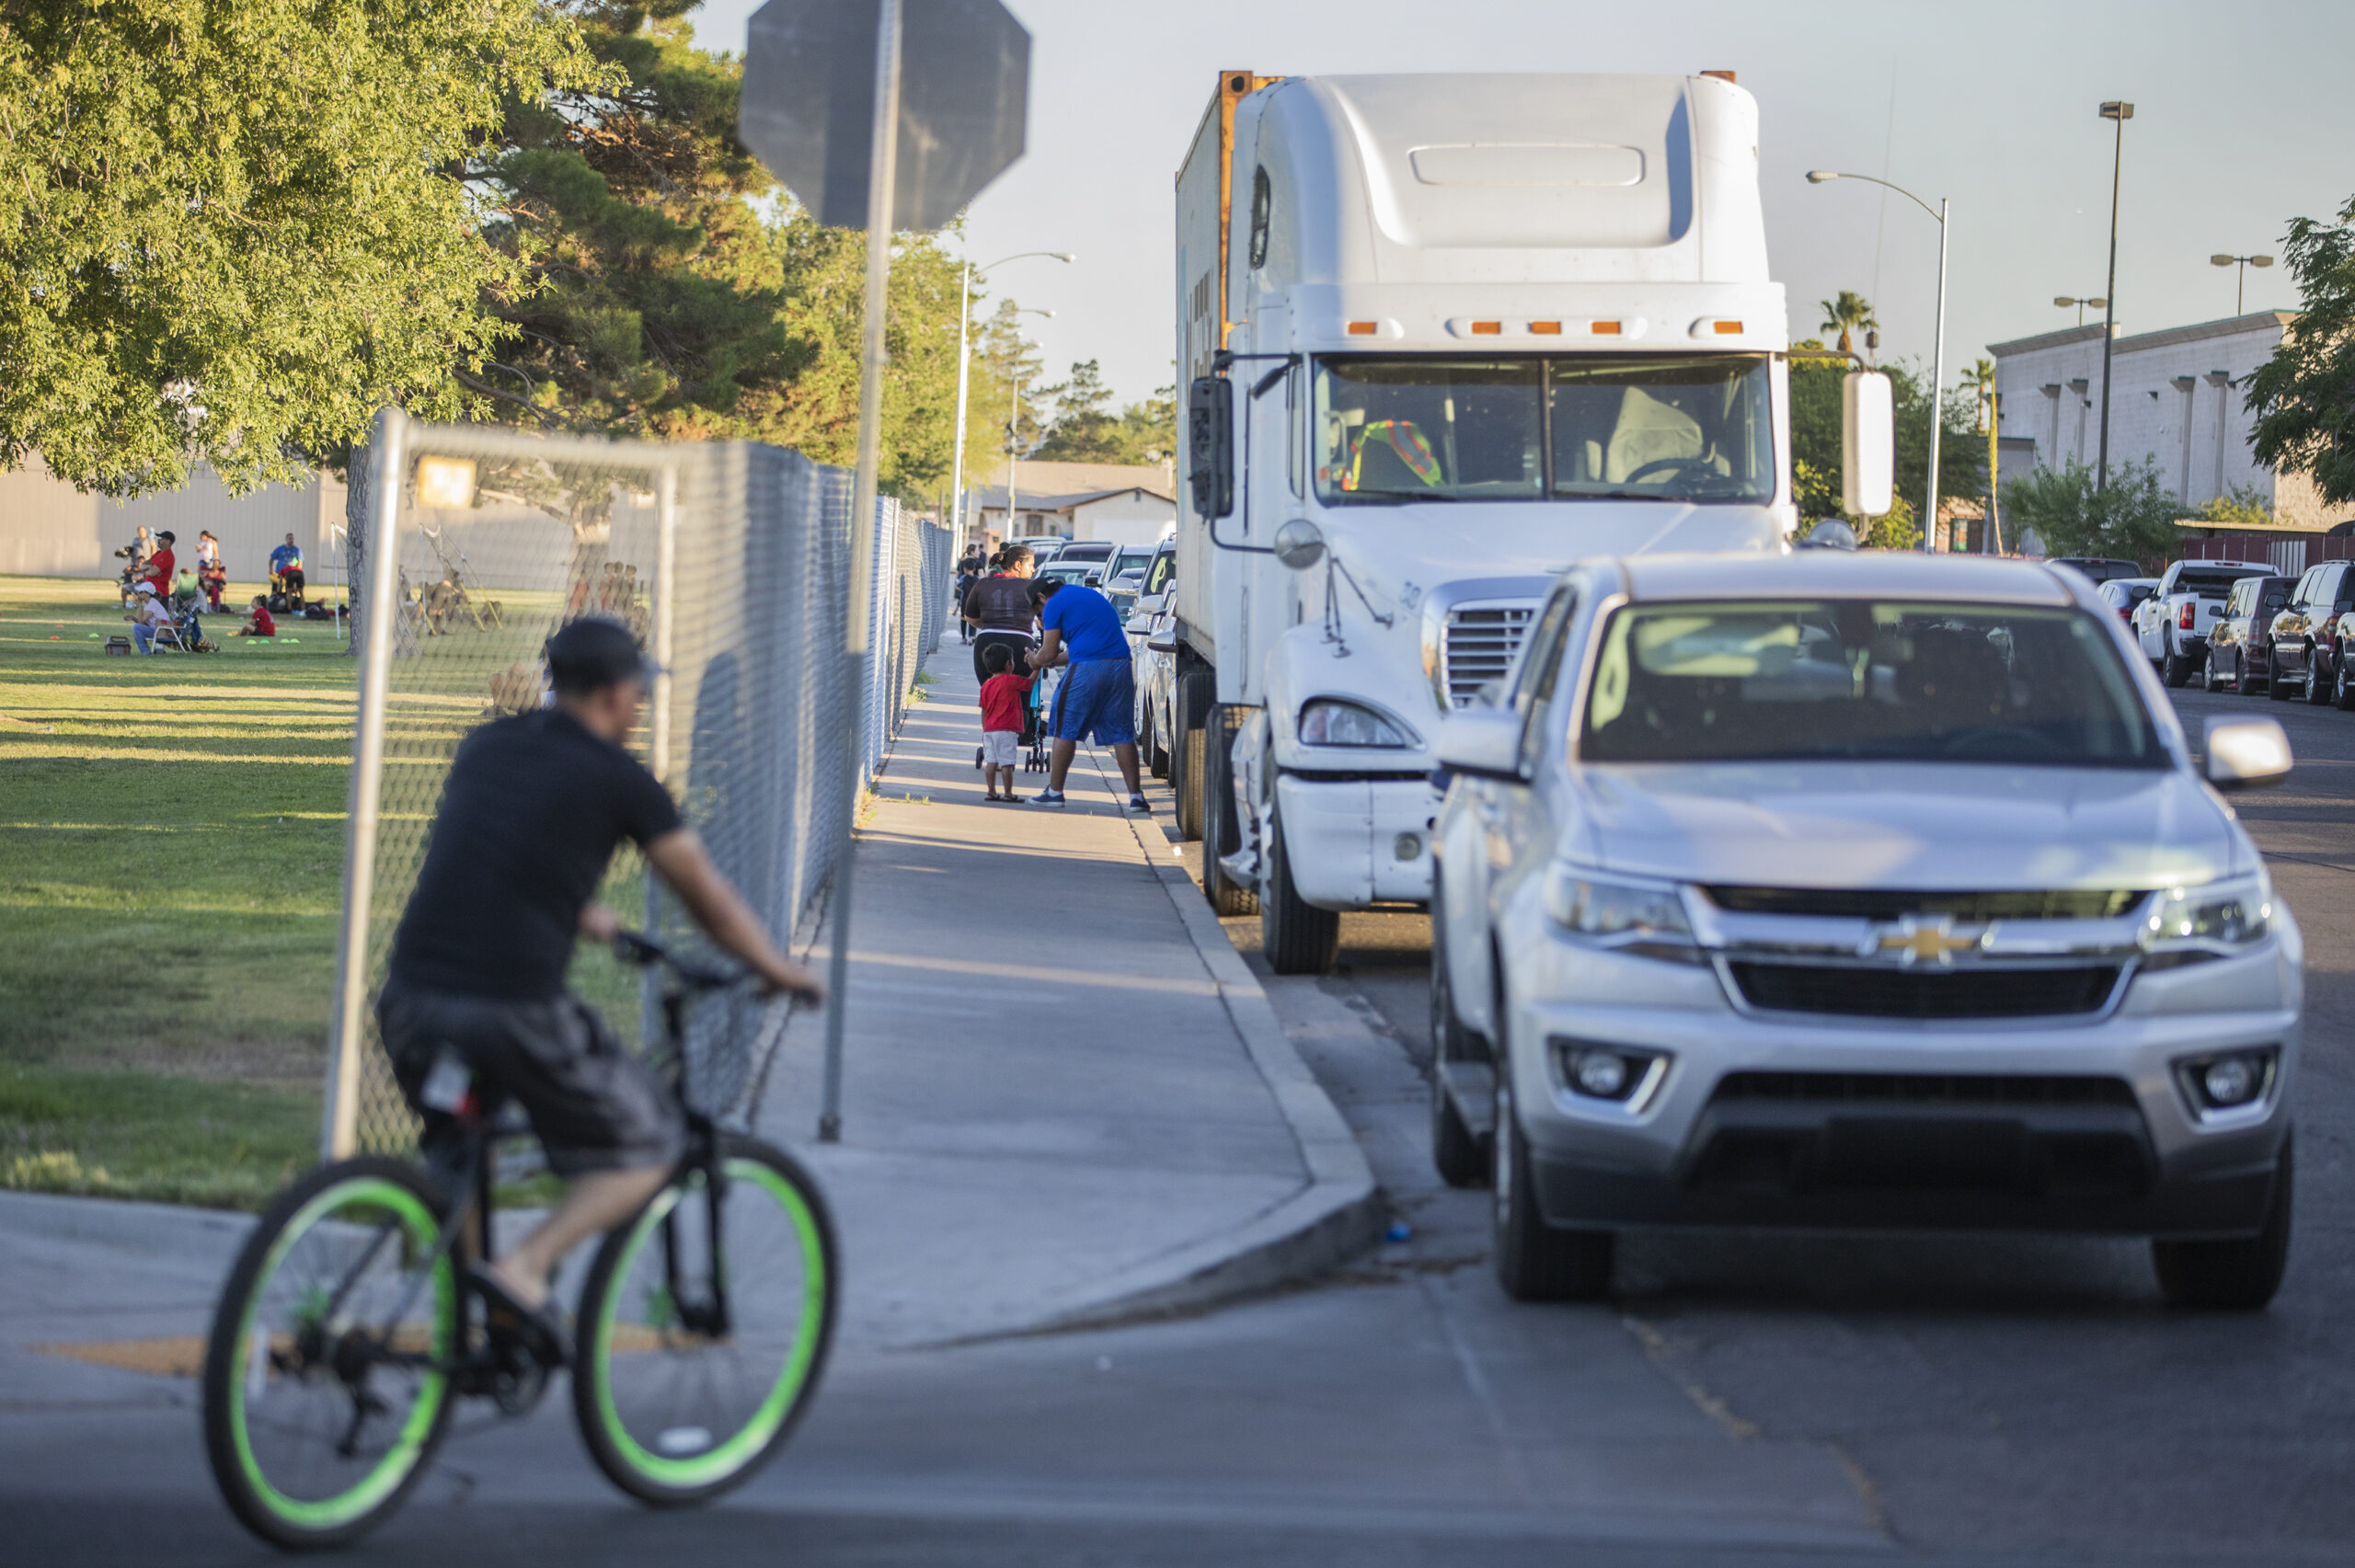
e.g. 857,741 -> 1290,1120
1430,551 -> 2300,1310
2095,577 -> 2158,629
1035,560 -> 1106,589
2203,574 -> 2293,694
2132,559 -> 2272,687
1051,540 -> 1118,570
2266,560 -> 2355,706
1009,534 -> 1068,563
1127,544 -> 1178,778
2049,555 -> 2148,585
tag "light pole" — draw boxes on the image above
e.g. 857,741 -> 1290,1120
950,252 -> 1072,551
2095,101 -> 2134,493
1809,170 -> 1949,553
2053,293 -> 2108,327
1002,307 -> 1053,537
2210,252 -> 2274,316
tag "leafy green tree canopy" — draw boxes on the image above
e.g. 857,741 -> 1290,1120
0,0 -> 600,495
1033,360 -> 1175,466
1787,339 -> 1981,544
2246,192 -> 2355,505
2001,456 -> 2180,563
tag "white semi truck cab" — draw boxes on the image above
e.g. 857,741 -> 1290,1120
1170,70 -> 1839,972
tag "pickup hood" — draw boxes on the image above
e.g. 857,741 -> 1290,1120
1567,761 -> 2245,891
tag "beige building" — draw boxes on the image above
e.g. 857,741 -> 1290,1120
0,459 -> 347,582
962,459 -> 1177,549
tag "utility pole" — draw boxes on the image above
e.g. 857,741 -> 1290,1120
2096,101 -> 2133,493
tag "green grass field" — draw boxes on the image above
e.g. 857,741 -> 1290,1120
1,574 -> 354,1205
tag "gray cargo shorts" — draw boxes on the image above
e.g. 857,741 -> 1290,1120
377,979 -> 685,1178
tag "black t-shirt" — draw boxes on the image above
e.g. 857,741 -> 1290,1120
963,574 -> 1036,635
389,709 -> 683,1001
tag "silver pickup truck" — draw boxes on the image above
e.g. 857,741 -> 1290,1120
2133,558 -> 2273,687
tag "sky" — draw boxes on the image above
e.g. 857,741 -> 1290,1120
697,0 -> 2355,409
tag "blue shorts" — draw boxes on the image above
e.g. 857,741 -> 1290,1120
1051,658 -> 1136,746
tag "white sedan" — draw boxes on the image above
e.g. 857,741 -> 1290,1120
1430,551 -> 2301,1309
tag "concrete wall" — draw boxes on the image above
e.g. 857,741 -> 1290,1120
1069,491 -> 1178,548
1989,313 -> 2350,529
0,459 -> 339,579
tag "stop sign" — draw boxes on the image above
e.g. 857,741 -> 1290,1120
741,0 -> 1030,233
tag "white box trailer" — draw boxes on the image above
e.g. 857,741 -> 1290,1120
1167,70 -> 1822,972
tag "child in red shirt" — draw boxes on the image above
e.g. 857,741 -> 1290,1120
976,644 -> 1032,802
238,595 -> 277,638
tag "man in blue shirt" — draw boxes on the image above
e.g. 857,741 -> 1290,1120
268,532 -> 306,608
1027,578 -> 1147,812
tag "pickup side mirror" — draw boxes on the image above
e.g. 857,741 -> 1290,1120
1431,709 -> 1526,789
2204,716 -> 2292,792
1841,371 -> 1894,518
1188,376 -> 1234,518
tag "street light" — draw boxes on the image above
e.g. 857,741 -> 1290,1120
2095,100 -> 2134,493
2210,252 -> 2275,316
1004,307 -> 1053,534
950,251 -> 1074,549
2053,293 -> 2108,326
1807,169 -> 1949,554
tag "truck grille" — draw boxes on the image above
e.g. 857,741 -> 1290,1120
1711,1072 -> 2137,1107
1442,603 -> 1534,707
1706,887 -> 2146,921
1726,961 -> 2123,1019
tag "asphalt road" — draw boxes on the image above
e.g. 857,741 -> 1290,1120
7,684 -> 2353,1566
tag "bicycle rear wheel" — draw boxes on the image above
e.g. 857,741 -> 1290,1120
572,1137 -> 836,1505
201,1158 -> 459,1549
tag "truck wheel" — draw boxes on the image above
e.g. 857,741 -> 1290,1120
1259,802 -> 1339,974
1492,1067 -> 1613,1302
2269,658 -> 2294,701
2153,1139 -> 2292,1311
1200,706 -> 1257,918
1174,669 -> 1212,841
2306,647 -> 2333,704
2335,651 -> 2355,712
2162,641 -> 2195,688
1428,891 -> 1488,1188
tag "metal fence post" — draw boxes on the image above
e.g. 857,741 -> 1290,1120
642,461 -> 681,1052
322,408 -> 408,1160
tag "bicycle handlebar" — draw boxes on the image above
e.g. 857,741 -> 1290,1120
611,929 -> 743,993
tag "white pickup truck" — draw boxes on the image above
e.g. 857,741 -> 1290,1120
2133,558 -> 2273,688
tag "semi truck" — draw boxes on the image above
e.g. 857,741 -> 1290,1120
1170,69 -> 1868,972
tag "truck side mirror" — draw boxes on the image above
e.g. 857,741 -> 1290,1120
1841,370 -> 1894,518
1189,376 -> 1235,518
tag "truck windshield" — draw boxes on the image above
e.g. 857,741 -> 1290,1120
1580,600 -> 2165,768
1313,355 -> 1775,506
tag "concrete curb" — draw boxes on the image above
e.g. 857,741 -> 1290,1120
986,749 -> 1383,1337
0,1189 -> 255,1267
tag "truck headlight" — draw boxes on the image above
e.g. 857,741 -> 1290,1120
1299,698 -> 1411,748
1541,864 -> 1703,962
2140,873 -> 2273,969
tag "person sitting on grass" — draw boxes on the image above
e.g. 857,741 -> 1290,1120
977,643 -> 1032,803
128,581 -> 175,652
237,594 -> 277,638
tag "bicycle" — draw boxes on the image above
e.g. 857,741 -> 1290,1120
200,931 -> 837,1550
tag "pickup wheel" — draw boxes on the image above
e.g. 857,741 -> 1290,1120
2305,646 -> 2334,704
1427,887 -> 1489,1188
2162,641 -> 2196,688
1259,800 -> 1339,974
2153,1139 -> 2292,1311
1492,1065 -> 1614,1302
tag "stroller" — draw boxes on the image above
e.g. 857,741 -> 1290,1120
1024,666 -> 1058,773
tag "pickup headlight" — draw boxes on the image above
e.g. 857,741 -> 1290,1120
1542,864 -> 1704,963
1299,698 -> 1412,748
2140,872 -> 2273,968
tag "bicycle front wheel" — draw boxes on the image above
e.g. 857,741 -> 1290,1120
573,1137 -> 836,1505
201,1158 -> 459,1549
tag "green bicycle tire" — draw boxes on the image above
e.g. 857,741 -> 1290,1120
201,1157 -> 458,1550
571,1137 -> 837,1506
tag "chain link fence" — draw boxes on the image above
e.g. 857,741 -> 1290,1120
325,413 -> 948,1158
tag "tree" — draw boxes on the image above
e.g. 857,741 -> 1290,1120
974,298 -> 1049,467
0,0 -> 600,496
2246,192 -> 2355,506
1788,340 -> 1982,537
2194,482 -> 2276,529
2001,456 -> 2180,562
1961,359 -> 2001,551
1033,363 -> 1176,466
1818,292 -> 1879,361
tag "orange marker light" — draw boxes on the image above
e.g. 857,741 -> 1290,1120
1713,320 -> 1744,335
1470,320 -> 1502,336
1529,320 -> 1562,335
1591,320 -> 1623,336
1346,321 -> 1378,336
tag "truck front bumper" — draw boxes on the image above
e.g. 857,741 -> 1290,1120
1271,772 -> 1439,910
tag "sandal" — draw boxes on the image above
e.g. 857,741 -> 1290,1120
468,1264 -> 569,1368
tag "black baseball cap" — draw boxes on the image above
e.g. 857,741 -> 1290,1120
545,617 -> 655,693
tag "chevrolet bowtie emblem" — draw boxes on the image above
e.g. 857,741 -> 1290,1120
1866,915 -> 1986,966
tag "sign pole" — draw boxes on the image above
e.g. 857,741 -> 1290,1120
818,0 -> 904,1144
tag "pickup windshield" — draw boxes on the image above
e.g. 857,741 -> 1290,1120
1313,355 -> 1775,506
1581,600 -> 2165,768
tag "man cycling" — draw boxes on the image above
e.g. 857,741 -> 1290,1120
378,616 -> 822,1356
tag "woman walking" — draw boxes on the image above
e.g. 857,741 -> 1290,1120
961,544 -> 1040,686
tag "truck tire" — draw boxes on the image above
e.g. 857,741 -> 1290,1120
2162,638 -> 2196,688
2306,647 -> 2333,704
1200,705 -> 1257,918
1492,1067 -> 1614,1302
1259,800 -> 1340,974
1174,668 -> 1213,841
2269,658 -> 2294,701
2152,1138 -> 2291,1311
2335,649 -> 2355,711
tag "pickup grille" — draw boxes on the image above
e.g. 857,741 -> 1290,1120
1726,960 -> 2124,1019
1711,1072 -> 2137,1107
1442,603 -> 1534,707
1705,887 -> 2146,921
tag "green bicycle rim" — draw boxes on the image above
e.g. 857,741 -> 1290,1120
229,1176 -> 454,1530
591,1157 -> 827,1489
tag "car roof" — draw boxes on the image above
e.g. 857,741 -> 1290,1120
1613,552 -> 2079,608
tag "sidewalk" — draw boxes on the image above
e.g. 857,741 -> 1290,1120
753,638 -> 1378,1348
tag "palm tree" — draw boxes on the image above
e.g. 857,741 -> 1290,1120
1962,359 -> 2001,552
1818,292 -> 1878,359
